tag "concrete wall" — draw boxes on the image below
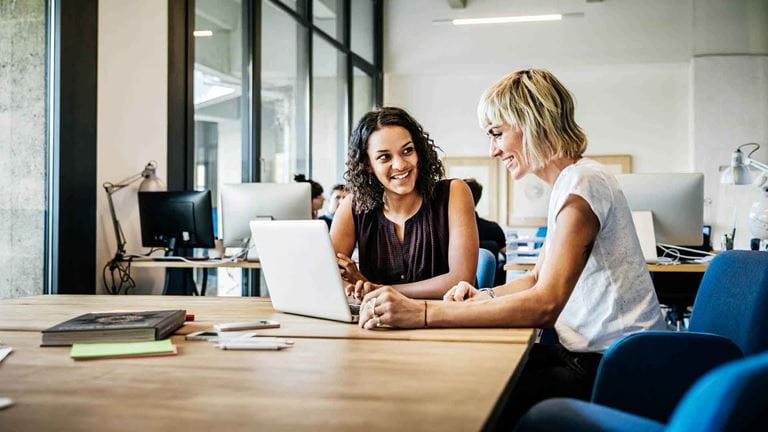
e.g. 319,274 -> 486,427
96,0 -> 168,294
0,0 -> 47,299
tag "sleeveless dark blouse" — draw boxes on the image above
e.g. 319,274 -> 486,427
353,179 -> 452,285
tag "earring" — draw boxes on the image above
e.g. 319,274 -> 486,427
368,174 -> 372,185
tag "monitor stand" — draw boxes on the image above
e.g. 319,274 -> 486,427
162,237 -> 199,295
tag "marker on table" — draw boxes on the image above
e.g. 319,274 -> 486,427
217,338 -> 294,350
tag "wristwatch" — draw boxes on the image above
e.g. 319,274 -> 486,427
478,288 -> 496,298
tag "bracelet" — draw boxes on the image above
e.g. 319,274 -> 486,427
423,300 -> 428,328
479,288 -> 496,298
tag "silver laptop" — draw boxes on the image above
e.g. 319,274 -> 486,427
249,220 -> 360,323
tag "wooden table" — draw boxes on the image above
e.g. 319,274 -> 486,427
0,296 -> 534,431
504,262 -> 708,273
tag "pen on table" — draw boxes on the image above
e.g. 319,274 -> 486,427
218,341 -> 293,350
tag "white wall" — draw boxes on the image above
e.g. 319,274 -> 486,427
693,56 -> 768,249
97,0 -> 168,294
384,0 -> 768,247
386,64 -> 691,172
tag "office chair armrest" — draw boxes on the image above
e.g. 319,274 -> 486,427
591,331 -> 742,423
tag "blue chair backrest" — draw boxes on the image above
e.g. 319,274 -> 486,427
667,352 -> 768,431
689,251 -> 768,355
477,248 -> 496,289
534,226 -> 547,249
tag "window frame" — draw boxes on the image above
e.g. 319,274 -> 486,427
167,0 -> 382,296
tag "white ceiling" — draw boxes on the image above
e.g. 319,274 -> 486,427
384,0 -> 768,75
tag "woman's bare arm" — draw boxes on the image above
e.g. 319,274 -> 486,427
392,179 -> 479,299
427,194 -> 599,327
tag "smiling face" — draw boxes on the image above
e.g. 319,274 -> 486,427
366,126 -> 419,196
487,123 -> 530,180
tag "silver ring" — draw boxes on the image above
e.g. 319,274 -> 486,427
375,315 -> 382,327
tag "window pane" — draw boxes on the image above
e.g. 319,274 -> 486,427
0,0 -> 47,299
311,36 -> 347,200
313,0 -> 343,41
194,0 -> 247,296
262,0 -> 308,182
276,0 -> 298,12
351,0 -> 374,63
352,67 -> 373,127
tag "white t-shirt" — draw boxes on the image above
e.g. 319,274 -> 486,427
546,158 -> 665,353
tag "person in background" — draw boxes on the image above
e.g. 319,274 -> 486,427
319,184 -> 348,229
294,174 -> 325,219
331,107 -> 478,300
354,70 -> 665,427
463,177 -> 508,285
463,178 -> 506,257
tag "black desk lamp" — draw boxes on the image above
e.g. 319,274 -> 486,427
103,161 -> 165,259
102,161 -> 165,294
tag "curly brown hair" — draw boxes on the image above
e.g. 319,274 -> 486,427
345,107 -> 444,213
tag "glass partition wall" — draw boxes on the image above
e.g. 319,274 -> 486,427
185,0 -> 381,296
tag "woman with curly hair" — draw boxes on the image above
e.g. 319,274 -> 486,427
331,107 -> 478,300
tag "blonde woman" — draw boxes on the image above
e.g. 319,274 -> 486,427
356,70 -> 665,424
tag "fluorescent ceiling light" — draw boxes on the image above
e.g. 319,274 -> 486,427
455,14 -> 561,25
434,13 -> 583,26
194,30 -> 213,37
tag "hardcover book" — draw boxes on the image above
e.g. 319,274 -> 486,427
41,310 -> 186,347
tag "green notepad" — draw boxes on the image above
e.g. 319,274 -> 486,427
70,339 -> 175,360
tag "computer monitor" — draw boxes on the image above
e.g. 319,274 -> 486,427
138,191 -> 215,251
615,173 -> 704,246
220,183 -> 312,248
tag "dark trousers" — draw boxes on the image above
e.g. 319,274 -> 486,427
499,343 -> 603,429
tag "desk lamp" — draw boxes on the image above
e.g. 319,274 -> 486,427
102,162 -> 165,295
720,143 -> 768,246
103,161 -> 166,259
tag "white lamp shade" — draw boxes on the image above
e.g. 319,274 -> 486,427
138,176 -> 166,192
721,149 -> 755,185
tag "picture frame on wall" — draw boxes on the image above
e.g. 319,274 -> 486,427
505,154 -> 632,226
585,154 -> 633,175
443,157 -> 499,221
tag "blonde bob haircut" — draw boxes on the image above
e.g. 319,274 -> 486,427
477,69 -> 587,170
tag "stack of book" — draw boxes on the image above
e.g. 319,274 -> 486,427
41,310 -> 186,347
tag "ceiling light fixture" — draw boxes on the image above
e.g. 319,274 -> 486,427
193,30 -> 213,37
433,12 -> 583,25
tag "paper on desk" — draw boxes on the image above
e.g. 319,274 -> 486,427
70,339 -> 175,360
0,346 -> 12,364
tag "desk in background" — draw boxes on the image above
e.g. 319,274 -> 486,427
121,258 -> 262,296
126,259 -> 261,269
0,296 -> 534,431
504,262 -> 708,273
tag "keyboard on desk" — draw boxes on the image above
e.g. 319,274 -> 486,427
150,256 -> 211,262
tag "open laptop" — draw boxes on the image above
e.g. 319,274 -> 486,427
249,220 -> 360,323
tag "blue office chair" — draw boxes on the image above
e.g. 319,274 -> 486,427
477,248 -> 496,289
585,251 -> 768,423
515,351 -> 768,432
